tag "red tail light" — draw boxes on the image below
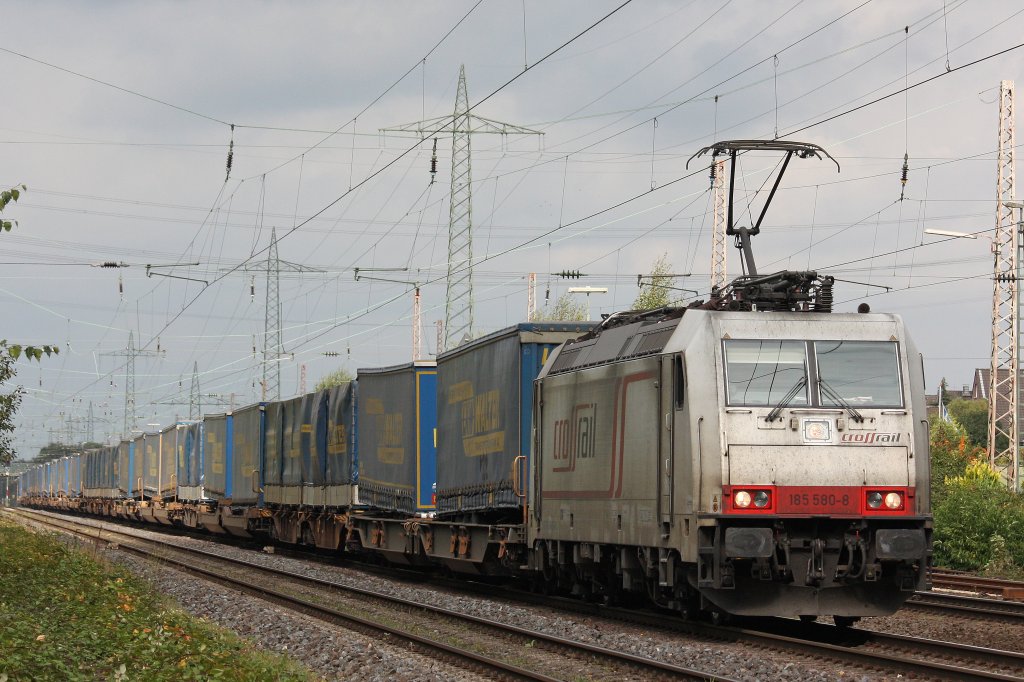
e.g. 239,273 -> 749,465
722,485 -> 776,514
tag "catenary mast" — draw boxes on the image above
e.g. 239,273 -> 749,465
988,79 -> 1019,489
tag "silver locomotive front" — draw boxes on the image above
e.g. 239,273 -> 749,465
691,310 -> 932,619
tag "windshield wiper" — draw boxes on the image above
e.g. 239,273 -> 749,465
766,375 -> 807,422
818,377 -> 864,423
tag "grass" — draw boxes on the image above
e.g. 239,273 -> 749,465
0,518 -> 314,682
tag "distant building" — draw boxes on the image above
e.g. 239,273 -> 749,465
970,367 -> 1024,410
926,382 -> 972,422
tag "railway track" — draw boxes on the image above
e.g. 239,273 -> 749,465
896,569 -> 1024,622
4,508 -> 731,682
908,590 -> 1024,621
11,508 -> 1024,681
930,569 -> 1024,597
463,580 -> 1024,681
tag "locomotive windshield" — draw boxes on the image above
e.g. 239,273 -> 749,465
724,340 -> 808,407
724,339 -> 903,408
815,340 -> 902,407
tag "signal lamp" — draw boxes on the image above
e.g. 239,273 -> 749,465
883,492 -> 903,510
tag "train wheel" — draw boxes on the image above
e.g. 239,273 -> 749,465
673,584 -> 698,620
833,615 -> 858,628
709,609 -> 730,626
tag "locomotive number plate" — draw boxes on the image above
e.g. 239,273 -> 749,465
777,486 -> 859,515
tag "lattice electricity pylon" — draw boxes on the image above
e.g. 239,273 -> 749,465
412,287 -> 423,361
102,330 -> 164,438
86,401 -> 95,443
264,228 -> 283,400
710,159 -> 728,291
189,361 -> 201,419
527,272 -> 537,321
382,65 -> 542,351
989,79 -> 1019,489
235,227 -> 322,401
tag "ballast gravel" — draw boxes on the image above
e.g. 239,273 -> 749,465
109,551 -> 491,682
30,512 -> 951,681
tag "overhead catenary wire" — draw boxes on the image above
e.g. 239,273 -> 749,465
34,1 -> 637,422
19,2 -> 1024,446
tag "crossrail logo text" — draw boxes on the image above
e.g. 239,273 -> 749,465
552,403 -> 597,473
839,432 -> 900,445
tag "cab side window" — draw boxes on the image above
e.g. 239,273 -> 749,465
673,355 -> 685,410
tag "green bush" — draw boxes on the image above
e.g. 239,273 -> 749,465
928,418 -> 976,505
932,459 -> 1024,571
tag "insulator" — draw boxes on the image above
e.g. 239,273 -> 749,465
250,276 -> 255,300
225,124 -> 235,182
814,278 -> 834,313
118,275 -> 123,297
430,138 -> 438,183
900,153 -> 909,186
709,162 -> 717,186
556,270 -> 583,279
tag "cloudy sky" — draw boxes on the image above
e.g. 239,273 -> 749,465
3,0 -> 1023,457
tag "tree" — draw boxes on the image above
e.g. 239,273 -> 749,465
0,184 -> 25,232
0,341 -> 59,467
0,349 -> 22,468
947,398 -> 991,449
531,291 -> 588,322
34,442 -> 102,464
0,186 -> 61,466
633,252 -> 675,311
315,367 -> 353,391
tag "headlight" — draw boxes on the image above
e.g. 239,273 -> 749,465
866,491 -> 883,509
884,492 -> 903,509
753,490 -> 770,508
734,490 -> 752,508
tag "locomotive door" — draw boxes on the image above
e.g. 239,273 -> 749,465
658,355 -> 677,531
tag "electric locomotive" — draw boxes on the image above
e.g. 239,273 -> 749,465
528,141 -> 931,624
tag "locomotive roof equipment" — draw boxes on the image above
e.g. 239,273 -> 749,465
688,139 -> 841,313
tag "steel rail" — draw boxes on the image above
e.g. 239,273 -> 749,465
908,591 -> 1024,621
930,569 -> 1024,593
